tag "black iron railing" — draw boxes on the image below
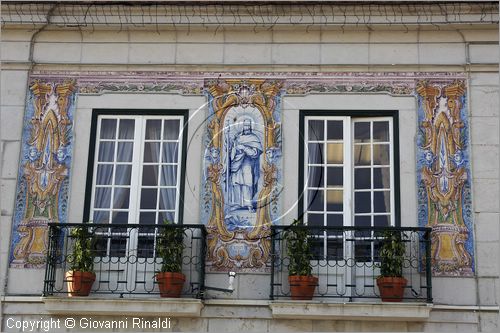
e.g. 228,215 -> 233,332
43,223 -> 206,298
269,225 -> 432,302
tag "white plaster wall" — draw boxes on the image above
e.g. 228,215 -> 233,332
0,69 -> 30,299
1,27 -> 498,67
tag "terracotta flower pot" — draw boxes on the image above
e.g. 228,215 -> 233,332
156,272 -> 186,298
376,276 -> 408,302
289,275 -> 318,300
65,271 -> 96,297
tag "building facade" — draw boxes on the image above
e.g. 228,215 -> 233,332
1,1 -> 499,331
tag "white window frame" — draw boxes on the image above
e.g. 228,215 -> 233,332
303,115 -> 396,260
89,114 -> 185,257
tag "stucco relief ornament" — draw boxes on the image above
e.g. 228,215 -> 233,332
201,79 -> 283,272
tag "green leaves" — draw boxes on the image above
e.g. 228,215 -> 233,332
378,229 -> 406,277
69,227 -> 95,273
284,219 -> 313,277
157,220 -> 185,273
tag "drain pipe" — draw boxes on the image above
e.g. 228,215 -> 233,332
0,3 -> 57,329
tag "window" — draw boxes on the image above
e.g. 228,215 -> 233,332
300,112 -> 399,261
84,112 -> 187,257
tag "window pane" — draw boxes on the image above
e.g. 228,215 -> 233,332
373,167 -> 390,189
160,165 -> 178,186
307,213 -> 324,236
327,214 -> 343,227
374,215 -> 390,227
111,211 -> 129,224
113,187 -> 130,209
109,237 -> 127,257
354,122 -> 370,143
94,187 -> 111,208
307,166 -> 324,188
145,120 -> 162,140
354,168 -> 371,189
373,144 -> 390,165
327,239 -> 343,260
162,142 -> 179,163
326,143 -> 343,164
355,215 -> 371,237
163,119 -> 180,140
308,143 -> 324,164
354,145 -> 371,166
326,190 -> 343,211
308,120 -> 324,141
355,241 -> 371,262
355,215 -> 371,228
373,121 -> 389,142
327,214 -> 343,237
307,213 -> 324,227
96,165 -> 113,185
93,210 -> 109,224
327,120 -> 343,140
310,237 -> 324,260
143,142 -> 160,163
98,142 -> 115,162
100,119 -> 116,139
115,165 -> 131,185
117,142 -> 133,162
308,190 -> 324,211
139,212 -> 156,225
140,188 -> 158,209
355,192 -> 371,213
118,119 -> 135,139
327,167 -> 343,187
142,165 -> 159,186
159,188 -> 176,210
374,191 -> 390,213
159,211 -> 175,224
137,236 -> 155,258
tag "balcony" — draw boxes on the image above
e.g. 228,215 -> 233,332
43,223 -> 206,299
43,223 -> 431,306
269,225 -> 432,303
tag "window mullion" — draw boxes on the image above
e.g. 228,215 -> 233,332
89,119 -> 103,223
174,117 -> 184,224
129,117 -> 144,226
389,118 -> 395,227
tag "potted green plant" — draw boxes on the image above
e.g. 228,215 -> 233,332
284,219 -> 318,300
376,229 -> 408,302
155,220 -> 186,298
66,227 -> 95,297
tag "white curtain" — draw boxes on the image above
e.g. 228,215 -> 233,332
94,119 -> 134,224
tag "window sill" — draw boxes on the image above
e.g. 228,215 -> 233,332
42,297 -> 203,317
269,301 -> 433,321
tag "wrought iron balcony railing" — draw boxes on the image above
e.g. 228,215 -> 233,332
43,223 -> 206,298
269,225 -> 432,302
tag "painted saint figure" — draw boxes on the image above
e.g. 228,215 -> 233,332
228,119 -> 263,211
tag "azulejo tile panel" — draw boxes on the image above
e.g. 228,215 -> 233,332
416,80 -> 474,277
201,79 -> 284,272
9,80 -> 77,268
9,72 -> 474,276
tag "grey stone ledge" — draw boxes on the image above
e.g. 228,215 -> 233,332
43,297 -> 203,317
269,301 -> 433,321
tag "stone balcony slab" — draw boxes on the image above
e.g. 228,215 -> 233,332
43,297 -> 203,317
270,301 -> 432,321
